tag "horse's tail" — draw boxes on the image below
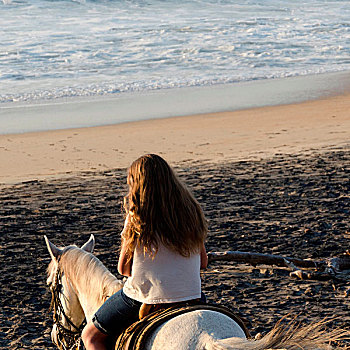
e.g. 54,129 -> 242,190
203,318 -> 350,350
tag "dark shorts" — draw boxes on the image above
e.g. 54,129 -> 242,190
92,289 -> 141,336
92,289 -> 206,336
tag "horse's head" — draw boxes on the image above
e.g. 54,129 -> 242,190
45,235 -> 95,349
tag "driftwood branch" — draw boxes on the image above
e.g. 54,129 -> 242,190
208,251 -> 323,269
208,250 -> 350,281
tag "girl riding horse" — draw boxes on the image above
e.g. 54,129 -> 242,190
82,154 -> 208,349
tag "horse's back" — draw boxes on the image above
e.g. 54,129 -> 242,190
145,309 -> 247,350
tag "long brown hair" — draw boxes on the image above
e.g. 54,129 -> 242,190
122,154 -> 207,258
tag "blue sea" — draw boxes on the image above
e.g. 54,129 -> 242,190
1,0 -> 350,105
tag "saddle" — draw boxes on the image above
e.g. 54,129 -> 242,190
114,302 -> 250,350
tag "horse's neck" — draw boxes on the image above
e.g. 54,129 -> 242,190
62,250 -> 123,322
78,277 -> 122,322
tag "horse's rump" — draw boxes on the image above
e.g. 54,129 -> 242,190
115,304 -> 250,350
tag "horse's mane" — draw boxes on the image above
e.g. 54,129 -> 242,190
49,246 -> 123,305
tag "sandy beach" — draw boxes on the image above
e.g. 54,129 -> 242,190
1,91 -> 350,185
1,90 -> 350,349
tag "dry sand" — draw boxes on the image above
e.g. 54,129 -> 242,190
1,92 -> 349,185
0,93 -> 350,349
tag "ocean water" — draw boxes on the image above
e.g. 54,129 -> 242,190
1,0 -> 350,104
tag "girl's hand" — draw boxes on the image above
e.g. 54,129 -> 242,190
200,243 -> 208,270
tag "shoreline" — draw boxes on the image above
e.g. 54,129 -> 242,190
1,89 -> 350,185
1,71 -> 350,135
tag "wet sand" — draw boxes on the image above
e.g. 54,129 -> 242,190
1,145 -> 350,348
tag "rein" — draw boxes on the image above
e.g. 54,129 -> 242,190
49,267 -> 86,350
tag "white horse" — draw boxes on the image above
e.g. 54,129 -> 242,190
45,235 -> 349,350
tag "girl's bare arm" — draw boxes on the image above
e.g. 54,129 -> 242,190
118,214 -> 133,277
118,239 -> 133,277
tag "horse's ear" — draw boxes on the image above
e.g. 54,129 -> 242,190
81,234 -> 95,253
44,235 -> 63,261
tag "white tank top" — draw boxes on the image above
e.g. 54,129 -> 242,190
123,243 -> 201,304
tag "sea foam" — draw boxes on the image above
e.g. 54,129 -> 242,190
1,0 -> 349,103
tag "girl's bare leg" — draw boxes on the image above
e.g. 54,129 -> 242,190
82,322 -> 109,350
